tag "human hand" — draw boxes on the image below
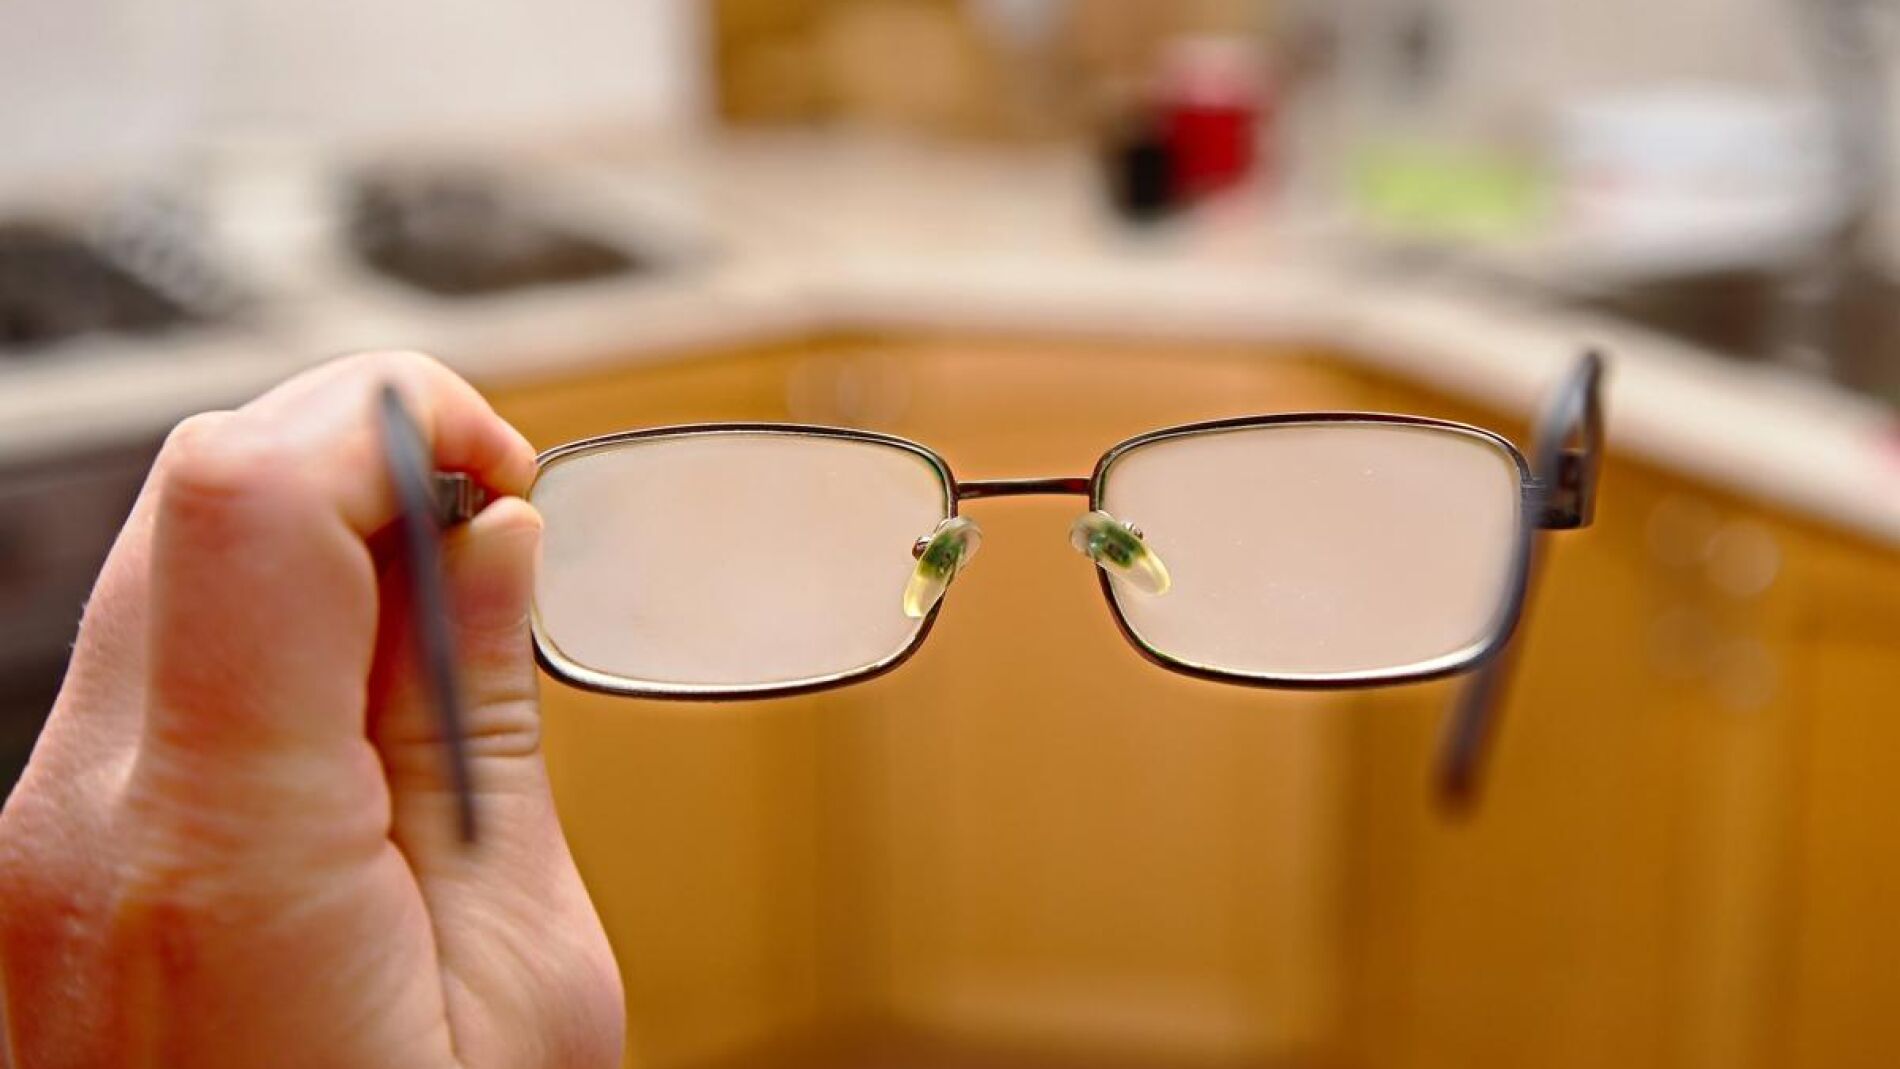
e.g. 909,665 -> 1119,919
0,352 -> 623,1068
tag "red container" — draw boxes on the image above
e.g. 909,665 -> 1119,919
1158,36 -> 1266,199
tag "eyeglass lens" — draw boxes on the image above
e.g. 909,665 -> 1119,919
531,431 -> 951,693
1096,423 -> 1522,678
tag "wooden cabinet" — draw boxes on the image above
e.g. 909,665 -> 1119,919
1327,379 -> 1900,1069
481,334 -> 1900,1069
1776,522 -> 1900,1068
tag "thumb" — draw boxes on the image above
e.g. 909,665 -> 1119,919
374,493 -> 549,847
375,495 -> 626,1069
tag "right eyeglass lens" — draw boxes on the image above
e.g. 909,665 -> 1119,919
529,430 -> 952,694
1095,422 -> 1523,679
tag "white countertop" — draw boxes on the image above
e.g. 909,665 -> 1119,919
5,134 -> 1899,546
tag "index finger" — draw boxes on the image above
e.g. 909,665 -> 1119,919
238,350 -> 536,536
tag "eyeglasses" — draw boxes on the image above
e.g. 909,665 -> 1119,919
383,352 -> 1603,841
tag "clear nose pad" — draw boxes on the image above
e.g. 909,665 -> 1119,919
902,516 -> 983,619
1070,510 -> 1171,595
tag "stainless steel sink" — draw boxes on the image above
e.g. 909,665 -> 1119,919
0,220 -> 209,353
1569,260 -> 1900,408
1554,0 -> 1900,408
345,168 -> 648,298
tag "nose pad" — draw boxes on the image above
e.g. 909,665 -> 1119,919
903,516 -> 983,619
1070,510 -> 1171,595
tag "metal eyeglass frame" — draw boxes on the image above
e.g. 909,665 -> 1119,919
384,351 -> 1604,839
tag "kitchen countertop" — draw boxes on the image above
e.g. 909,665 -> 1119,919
4,133 -> 1898,546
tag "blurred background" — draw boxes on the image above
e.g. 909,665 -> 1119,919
5,1 -> 1900,1066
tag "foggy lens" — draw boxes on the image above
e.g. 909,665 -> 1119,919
530,430 -> 952,694
1096,422 -> 1523,678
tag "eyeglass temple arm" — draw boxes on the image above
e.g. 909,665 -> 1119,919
378,385 -> 495,845
1435,349 -> 1605,813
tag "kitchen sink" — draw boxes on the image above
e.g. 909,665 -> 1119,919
0,220 -> 209,353
1568,259 -> 1900,408
345,169 -> 647,298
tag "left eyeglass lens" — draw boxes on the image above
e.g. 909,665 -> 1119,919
530,431 -> 952,693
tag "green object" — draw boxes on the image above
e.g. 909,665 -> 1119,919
1350,139 -> 1546,240
903,516 -> 983,619
1070,510 -> 1171,595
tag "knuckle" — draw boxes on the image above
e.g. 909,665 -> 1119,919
466,698 -> 544,760
155,413 -> 300,525
334,349 -> 480,427
339,348 -> 453,389
156,411 -> 232,464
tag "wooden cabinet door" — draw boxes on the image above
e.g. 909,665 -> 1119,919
1778,527 -> 1900,1069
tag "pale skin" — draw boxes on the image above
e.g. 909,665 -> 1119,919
0,352 -> 624,1068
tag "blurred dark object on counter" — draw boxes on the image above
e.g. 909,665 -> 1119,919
346,170 -> 641,298
0,221 -> 205,353
1102,111 -> 1175,222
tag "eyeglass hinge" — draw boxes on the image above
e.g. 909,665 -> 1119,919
1533,448 -> 1595,530
431,472 -> 489,526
